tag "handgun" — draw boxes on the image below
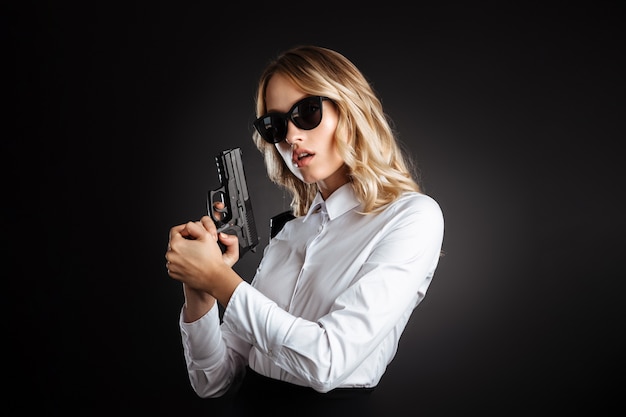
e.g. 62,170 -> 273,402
208,148 -> 260,257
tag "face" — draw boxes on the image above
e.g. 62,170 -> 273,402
265,73 -> 349,198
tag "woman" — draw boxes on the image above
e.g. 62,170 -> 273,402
165,45 -> 444,410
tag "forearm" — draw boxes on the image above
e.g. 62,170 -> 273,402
182,266 -> 244,322
180,301 -> 251,398
209,265 -> 244,308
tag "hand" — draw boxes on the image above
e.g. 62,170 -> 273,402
209,202 -> 240,268
165,215 -> 242,303
165,219 -> 220,291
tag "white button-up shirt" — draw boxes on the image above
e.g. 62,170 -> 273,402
180,183 -> 444,396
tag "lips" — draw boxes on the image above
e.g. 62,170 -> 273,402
292,148 -> 315,168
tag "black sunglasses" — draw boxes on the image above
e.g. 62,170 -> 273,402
253,96 -> 330,144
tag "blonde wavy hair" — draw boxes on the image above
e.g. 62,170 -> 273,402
252,45 -> 421,216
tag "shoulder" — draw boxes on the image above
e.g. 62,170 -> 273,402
383,193 -> 444,246
381,192 -> 444,235
389,192 -> 443,218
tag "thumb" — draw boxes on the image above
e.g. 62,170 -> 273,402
218,232 -> 240,267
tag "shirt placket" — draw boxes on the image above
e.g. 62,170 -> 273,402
287,203 -> 329,312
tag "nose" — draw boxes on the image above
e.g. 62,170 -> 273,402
284,122 -> 303,146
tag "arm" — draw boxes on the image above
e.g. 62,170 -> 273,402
166,148 -> 261,397
179,300 -> 251,398
167,217 -> 250,397
221,195 -> 445,392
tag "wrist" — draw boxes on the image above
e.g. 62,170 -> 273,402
212,266 -> 244,308
182,284 -> 215,323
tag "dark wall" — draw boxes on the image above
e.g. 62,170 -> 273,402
8,3 -> 623,415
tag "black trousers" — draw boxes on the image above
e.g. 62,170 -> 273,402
230,367 -> 375,417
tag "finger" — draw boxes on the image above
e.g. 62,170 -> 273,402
200,215 -> 218,240
181,220 -> 209,241
218,232 -> 240,267
169,223 -> 187,240
212,201 -> 226,221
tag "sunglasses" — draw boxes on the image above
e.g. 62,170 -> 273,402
253,96 -> 330,144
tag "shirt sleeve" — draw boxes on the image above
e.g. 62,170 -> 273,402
179,297 -> 250,398
221,194 -> 445,393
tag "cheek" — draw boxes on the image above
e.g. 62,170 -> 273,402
321,110 -> 341,152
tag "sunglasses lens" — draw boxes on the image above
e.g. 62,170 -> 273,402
255,115 -> 287,144
253,96 -> 326,144
292,97 -> 323,130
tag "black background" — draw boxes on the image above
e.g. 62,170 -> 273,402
6,2 -> 624,415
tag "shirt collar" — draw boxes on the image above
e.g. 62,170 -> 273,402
303,183 -> 361,222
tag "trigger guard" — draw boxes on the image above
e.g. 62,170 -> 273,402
209,190 -> 229,222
